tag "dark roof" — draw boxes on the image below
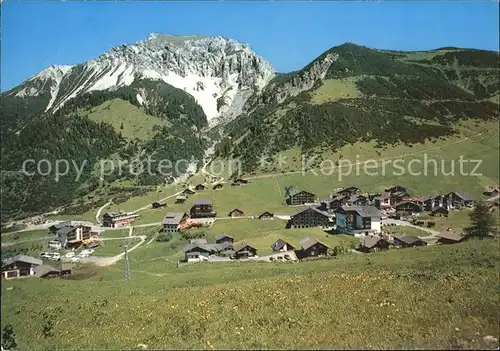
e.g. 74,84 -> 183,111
258,211 -> 274,218
214,234 -> 233,241
183,243 -> 213,253
193,199 -> 212,205
300,237 -> 329,250
162,212 -> 187,225
272,239 -> 295,251
360,236 -> 387,249
446,192 -> 474,201
195,184 -> 206,188
292,206 -> 330,218
437,231 -> 465,242
339,206 -> 383,218
2,255 -> 43,268
395,201 -> 421,207
234,243 -> 257,253
228,208 -> 244,214
374,193 -> 391,200
337,187 -> 360,193
50,221 -> 71,230
395,236 -> 423,245
56,226 -> 75,236
190,238 -> 208,245
290,190 -> 316,197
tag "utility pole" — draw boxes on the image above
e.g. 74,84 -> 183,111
123,243 -> 130,280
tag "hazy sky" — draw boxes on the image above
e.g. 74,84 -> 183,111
2,1 -> 499,91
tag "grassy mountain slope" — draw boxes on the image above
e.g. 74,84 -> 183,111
215,44 -> 499,173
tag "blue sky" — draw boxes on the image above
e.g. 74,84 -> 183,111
2,1 -> 499,91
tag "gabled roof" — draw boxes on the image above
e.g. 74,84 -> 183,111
2,255 -> 43,268
292,206 -> 330,218
394,236 -> 424,245
271,239 -> 295,251
300,237 -> 330,250
395,201 -> 422,207
34,264 -> 60,277
195,184 -> 206,188
258,211 -> 274,218
290,190 -> 316,198
374,193 -> 391,200
56,226 -> 75,236
183,243 -> 213,253
228,208 -> 244,214
163,212 -> 188,225
49,221 -> 71,230
182,188 -> 195,194
339,206 -> 383,218
215,234 -> 233,241
193,199 -> 212,205
360,236 -> 388,249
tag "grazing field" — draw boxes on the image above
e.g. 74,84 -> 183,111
93,238 -> 140,256
2,239 -> 499,350
80,98 -> 167,140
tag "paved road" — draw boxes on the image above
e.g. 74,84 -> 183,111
95,201 -> 112,224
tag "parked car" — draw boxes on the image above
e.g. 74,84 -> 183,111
65,251 -> 76,258
81,249 -> 95,255
70,256 -> 81,263
78,252 -> 90,258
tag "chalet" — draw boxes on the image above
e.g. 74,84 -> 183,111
395,201 -> 423,213
190,238 -> 208,245
299,237 -> 330,258
215,234 -> 234,244
443,192 -> 475,209
336,187 -> 361,198
2,255 -> 42,279
423,195 -> 445,211
163,212 -> 189,233
430,206 -> 449,217
175,195 -> 187,204
258,211 -> 274,220
234,243 -> 258,259
288,207 -> 330,229
436,231 -> 467,245
287,190 -> 316,205
358,236 -> 390,253
102,212 -> 138,228
54,224 -> 92,249
190,199 -> 216,218
212,183 -> 224,190
271,239 -> 296,252
374,193 -> 392,210
385,186 -> 408,194
321,195 -> 347,212
335,206 -> 383,236
393,235 -> 427,248
151,201 -> 167,209
195,184 -> 206,191
228,209 -> 245,218
483,186 -> 499,197
182,188 -> 196,196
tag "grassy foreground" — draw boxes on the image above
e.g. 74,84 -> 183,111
2,239 -> 499,350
